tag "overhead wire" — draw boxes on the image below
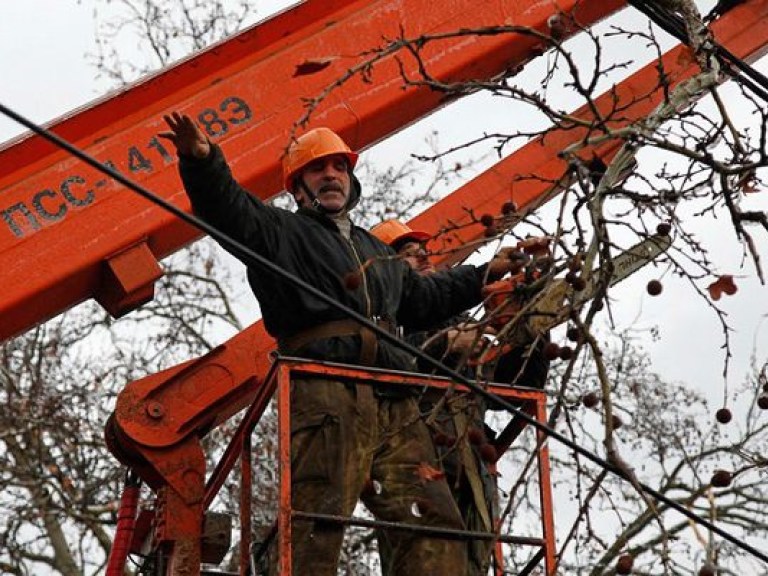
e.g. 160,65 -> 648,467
0,93 -> 765,564
627,0 -> 768,102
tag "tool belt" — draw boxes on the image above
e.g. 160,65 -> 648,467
279,318 -> 396,366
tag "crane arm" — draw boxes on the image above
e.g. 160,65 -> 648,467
0,0 -> 624,342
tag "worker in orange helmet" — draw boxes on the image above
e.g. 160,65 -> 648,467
160,114 -> 524,575
280,126 -> 362,214
372,218 -> 499,575
371,219 -> 435,274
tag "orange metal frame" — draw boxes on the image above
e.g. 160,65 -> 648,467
97,2 -> 768,573
274,361 -> 556,575
196,357 -> 556,575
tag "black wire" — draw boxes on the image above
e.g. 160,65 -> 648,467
714,45 -> 768,102
2,100 -> 766,564
628,0 -> 768,102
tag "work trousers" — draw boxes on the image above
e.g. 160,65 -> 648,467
289,377 -> 466,575
424,396 -> 498,576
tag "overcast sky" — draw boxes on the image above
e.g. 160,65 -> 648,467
1,0 -> 766,409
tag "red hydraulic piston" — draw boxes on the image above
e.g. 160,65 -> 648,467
105,473 -> 141,576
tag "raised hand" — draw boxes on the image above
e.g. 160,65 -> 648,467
159,112 -> 211,159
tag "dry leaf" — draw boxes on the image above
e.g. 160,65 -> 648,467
416,462 -> 445,482
293,56 -> 338,77
742,177 -> 761,193
707,275 -> 738,300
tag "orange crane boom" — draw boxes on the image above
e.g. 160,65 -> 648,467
0,0 -> 624,342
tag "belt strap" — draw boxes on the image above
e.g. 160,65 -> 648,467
280,318 -> 394,365
453,407 -> 493,532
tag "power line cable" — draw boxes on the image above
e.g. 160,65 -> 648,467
628,0 -> 768,102
1,100 -> 766,564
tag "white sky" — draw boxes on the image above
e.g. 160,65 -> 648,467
0,0 -> 766,409
0,2 -> 107,141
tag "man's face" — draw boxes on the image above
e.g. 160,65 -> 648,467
294,154 -> 351,213
398,240 -> 435,275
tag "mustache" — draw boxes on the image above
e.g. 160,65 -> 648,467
318,183 -> 343,194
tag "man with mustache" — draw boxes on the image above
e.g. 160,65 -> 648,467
160,112 -> 522,575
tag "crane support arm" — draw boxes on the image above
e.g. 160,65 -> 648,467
0,0 -> 625,342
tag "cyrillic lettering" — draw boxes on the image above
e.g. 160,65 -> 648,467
60,176 -> 94,207
1,203 -> 41,237
32,189 -> 67,221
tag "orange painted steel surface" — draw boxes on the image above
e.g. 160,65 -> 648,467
535,395 -> 557,574
107,327 -> 271,574
274,360 -> 555,575
113,323 -> 271,455
277,367 -> 293,576
0,0 -> 625,342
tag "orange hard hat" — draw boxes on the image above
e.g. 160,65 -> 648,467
370,219 -> 430,248
282,127 -> 359,191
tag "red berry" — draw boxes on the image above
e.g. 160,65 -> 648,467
343,271 -> 362,290
547,13 -> 567,40
542,342 -> 561,361
559,346 -> 574,361
566,327 -> 581,342
656,222 -> 672,236
646,279 -> 663,296
612,415 -> 623,429
616,553 -> 634,574
715,407 -> 732,424
711,469 -> 732,488
758,394 -> 768,409
501,201 -> 518,215
567,256 -> 582,272
564,271 -> 577,284
698,563 -> 716,576
480,214 -> 495,227
479,443 -> 497,463
467,427 -> 485,445
570,276 -> 587,291
581,391 -> 600,408
483,225 -> 499,238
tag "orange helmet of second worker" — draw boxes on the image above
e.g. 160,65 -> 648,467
282,127 -> 359,192
370,219 -> 431,249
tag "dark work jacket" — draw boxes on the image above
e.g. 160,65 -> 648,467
178,145 -> 487,372
405,314 -> 474,376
